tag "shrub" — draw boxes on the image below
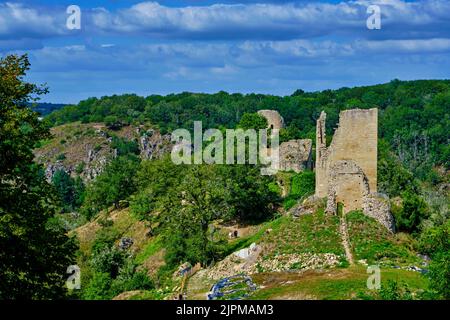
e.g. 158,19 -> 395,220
393,192 -> 429,233
290,170 -> 315,200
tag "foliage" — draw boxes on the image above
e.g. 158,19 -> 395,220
82,156 -> 139,218
52,169 -> 85,212
377,139 -> 419,197
427,250 -> 450,299
237,112 -> 268,130
392,192 -> 430,234
290,170 -> 315,199
378,280 -> 413,300
0,54 -> 76,299
418,221 -> 450,299
83,226 -> 154,300
110,136 -> 140,156
130,161 -> 279,267
282,170 -> 315,210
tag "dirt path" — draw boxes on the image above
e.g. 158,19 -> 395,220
339,215 -> 354,265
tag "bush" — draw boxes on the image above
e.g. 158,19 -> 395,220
393,192 -> 429,233
82,156 -> 140,217
83,272 -> 113,300
427,251 -> 450,299
379,280 -> 413,300
110,136 -> 140,156
290,170 -> 315,200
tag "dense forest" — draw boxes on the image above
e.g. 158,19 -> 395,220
47,79 -> 449,180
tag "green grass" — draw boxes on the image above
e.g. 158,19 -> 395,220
250,266 -> 428,300
225,215 -> 287,255
346,211 -> 420,266
262,209 -> 345,258
135,236 -> 163,265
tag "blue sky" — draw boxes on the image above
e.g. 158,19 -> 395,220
1,0 -> 450,103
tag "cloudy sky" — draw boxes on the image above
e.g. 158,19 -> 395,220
2,0 -> 450,103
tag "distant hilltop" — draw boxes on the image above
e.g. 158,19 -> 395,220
29,102 -> 67,116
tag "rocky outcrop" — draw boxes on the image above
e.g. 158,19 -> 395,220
37,124 -> 174,183
138,128 -> 173,160
44,160 -> 69,181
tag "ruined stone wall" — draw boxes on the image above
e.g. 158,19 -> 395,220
363,193 -> 395,233
325,160 -> 370,214
257,110 -> 312,173
316,108 -> 378,199
316,111 -> 328,197
279,139 -> 312,172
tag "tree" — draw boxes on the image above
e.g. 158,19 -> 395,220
419,221 -> 450,299
52,169 -> 85,212
237,113 -> 268,130
82,156 -> 139,217
160,165 -> 230,266
393,191 -> 429,233
0,54 -> 76,299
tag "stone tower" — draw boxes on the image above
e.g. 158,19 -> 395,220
257,110 -> 285,130
315,108 -> 378,213
257,109 -> 312,173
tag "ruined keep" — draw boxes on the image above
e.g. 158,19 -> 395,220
257,110 -> 285,130
257,110 -> 312,173
315,108 -> 394,232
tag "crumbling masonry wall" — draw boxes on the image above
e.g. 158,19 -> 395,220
316,108 -> 378,200
257,110 -> 312,172
315,108 -> 393,232
279,139 -> 312,172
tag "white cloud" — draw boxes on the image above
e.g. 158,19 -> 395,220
88,0 -> 450,40
0,2 -> 66,40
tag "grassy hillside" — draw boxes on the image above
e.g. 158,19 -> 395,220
250,266 -> 428,300
185,207 -> 429,300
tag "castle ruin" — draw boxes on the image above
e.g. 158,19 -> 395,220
257,110 -> 312,173
315,108 -> 394,232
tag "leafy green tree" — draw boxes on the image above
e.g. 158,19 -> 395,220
290,170 -> 315,199
393,191 -> 429,233
82,272 -> 113,300
427,251 -> 450,299
378,139 -> 419,197
82,156 -> 139,217
220,165 -> 280,223
159,165 -> 230,266
419,221 -> 450,299
52,169 -> 85,212
110,136 -> 140,156
0,54 -> 76,299
379,280 -> 413,300
237,112 -> 268,130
